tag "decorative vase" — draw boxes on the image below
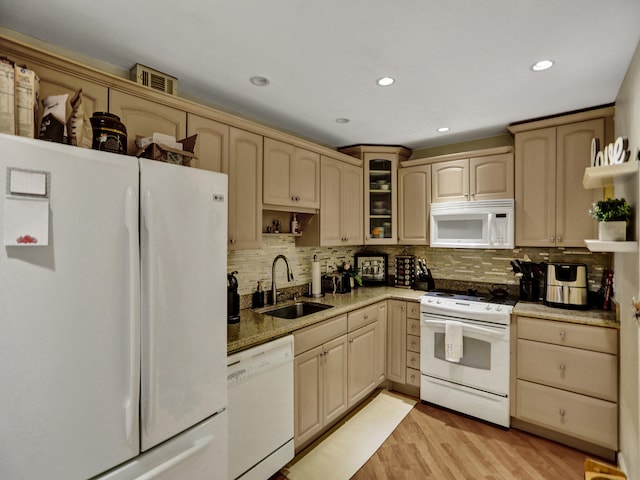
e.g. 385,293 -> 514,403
598,221 -> 626,241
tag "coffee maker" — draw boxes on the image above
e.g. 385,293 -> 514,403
544,263 -> 589,310
227,271 -> 240,324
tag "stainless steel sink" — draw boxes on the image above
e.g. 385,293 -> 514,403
263,302 -> 333,319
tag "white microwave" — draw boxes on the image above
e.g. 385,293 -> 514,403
430,199 -> 514,249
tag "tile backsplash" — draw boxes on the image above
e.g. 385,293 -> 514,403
228,236 -> 612,296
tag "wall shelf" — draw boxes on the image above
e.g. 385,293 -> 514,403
584,239 -> 638,253
263,233 -> 302,237
583,161 -> 639,189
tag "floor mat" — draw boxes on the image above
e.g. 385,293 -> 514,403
282,390 -> 416,480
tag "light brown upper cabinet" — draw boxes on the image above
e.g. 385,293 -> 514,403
431,153 -> 514,203
228,127 -> 263,250
339,146 -> 411,246
108,90 -> 187,156
186,114 -> 228,173
318,156 -> 363,246
263,138 -> 320,210
398,164 -> 431,244
512,115 -> 607,247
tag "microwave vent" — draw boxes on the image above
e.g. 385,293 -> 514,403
130,64 -> 177,95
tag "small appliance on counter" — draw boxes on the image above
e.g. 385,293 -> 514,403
321,273 -> 350,294
227,271 -> 240,323
544,263 -> 589,310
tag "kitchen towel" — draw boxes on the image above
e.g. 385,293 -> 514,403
445,320 -> 463,362
311,257 -> 321,296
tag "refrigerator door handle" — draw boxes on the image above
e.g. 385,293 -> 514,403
133,435 -> 214,480
124,186 -> 140,448
142,189 -> 156,437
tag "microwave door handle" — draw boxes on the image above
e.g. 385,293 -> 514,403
423,319 -> 507,339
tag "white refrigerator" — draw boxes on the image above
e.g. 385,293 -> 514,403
0,134 -> 228,479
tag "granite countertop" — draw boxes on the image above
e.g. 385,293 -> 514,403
227,287 -> 423,354
513,301 -> 619,329
228,287 -> 620,354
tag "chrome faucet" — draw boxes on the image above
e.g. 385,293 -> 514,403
271,254 -> 294,305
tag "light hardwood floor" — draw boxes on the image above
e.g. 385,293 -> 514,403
274,396 -> 602,479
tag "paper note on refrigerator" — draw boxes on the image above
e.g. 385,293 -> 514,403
3,196 -> 49,246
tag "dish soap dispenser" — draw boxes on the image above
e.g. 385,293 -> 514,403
252,281 -> 265,308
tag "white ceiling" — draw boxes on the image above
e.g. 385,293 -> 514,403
2,1 -> 640,150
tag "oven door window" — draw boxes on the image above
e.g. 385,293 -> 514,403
433,333 -> 491,370
421,316 -> 510,395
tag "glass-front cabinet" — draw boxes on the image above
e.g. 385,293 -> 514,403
339,145 -> 411,245
364,153 -> 397,244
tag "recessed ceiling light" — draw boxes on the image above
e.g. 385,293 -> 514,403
249,75 -> 271,86
531,59 -> 555,71
335,117 -> 350,124
437,127 -> 450,133
376,76 -> 395,87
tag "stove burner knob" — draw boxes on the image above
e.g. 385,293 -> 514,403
484,304 -> 492,311
496,305 -> 503,311
436,299 -> 442,304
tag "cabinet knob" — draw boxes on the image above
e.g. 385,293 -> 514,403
349,339 -> 354,344
411,357 -> 416,365
401,305 -> 405,310
230,238 -> 236,244
559,330 -> 566,339
557,235 -> 563,243
464,192 -> 469,199
559,409 -> 566,417
559,364 -> 566,373
549,237 -> 555,243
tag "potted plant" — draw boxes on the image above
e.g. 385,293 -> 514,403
588,197 -> 631,241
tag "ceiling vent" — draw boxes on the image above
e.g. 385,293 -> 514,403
129,64 -> 178,95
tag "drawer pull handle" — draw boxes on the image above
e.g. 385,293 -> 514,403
559,409 -> 566,417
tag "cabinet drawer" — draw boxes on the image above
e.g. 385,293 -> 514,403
407,334 -> 420,353
407,301 -> 420,319
294,314 -> 348,355
406,367 -> 421,387
407,318 -> 421,336
517,339 -> 618,402
517,316 -> 618,354
348,303 -> 378,331
407,351 -> 420,370
516,380 -> 617,449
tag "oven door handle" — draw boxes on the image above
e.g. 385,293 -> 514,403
422,319 -> 507,339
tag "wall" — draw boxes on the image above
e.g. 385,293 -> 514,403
613,37 -> 640,478
229,236 -> 611,298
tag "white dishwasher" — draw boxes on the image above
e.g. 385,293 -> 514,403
227,335 -> 294,480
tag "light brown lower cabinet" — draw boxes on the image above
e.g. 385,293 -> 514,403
294,302 -> 387,450
386,300 -> 407,384
513,315 -> 619,459
294,320 -> 348,450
